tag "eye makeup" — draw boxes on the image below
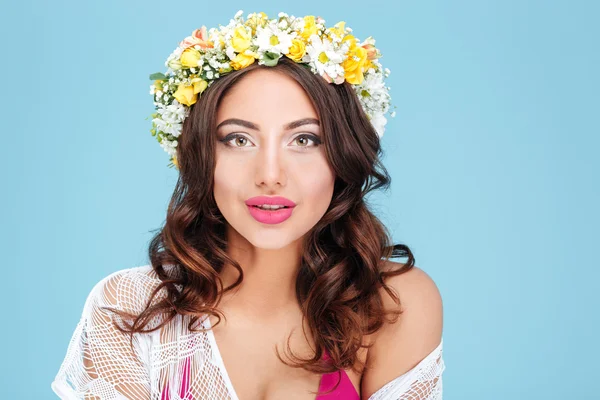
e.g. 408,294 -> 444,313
217,133 -> 322,150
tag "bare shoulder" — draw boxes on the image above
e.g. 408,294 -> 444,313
377,261 -> 443,314
360,261 -> 444,398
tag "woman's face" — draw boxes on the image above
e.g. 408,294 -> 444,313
213,69 -> 335,250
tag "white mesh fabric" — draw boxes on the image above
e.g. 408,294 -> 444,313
51,265 -> 233,400
52,265 -> 445,400
368,339 -> 445,400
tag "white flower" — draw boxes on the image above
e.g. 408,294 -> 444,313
353,68 -> 392,137
153,100 -> 188,138
255,22 -> 295,55
370,113 -> 387,138
205,56 -> 230,76
304,35 -> 345,79
158,135 -> 178,157
170,47 -> 183,59
225,45 -> 236,61
289,17 -> 305,31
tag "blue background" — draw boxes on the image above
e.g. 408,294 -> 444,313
2,0 -> 598,398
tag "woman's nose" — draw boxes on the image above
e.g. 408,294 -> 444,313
254,138 -> 287,188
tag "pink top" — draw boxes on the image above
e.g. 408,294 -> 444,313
161,348 -> 358,400
315,349 -> 360,399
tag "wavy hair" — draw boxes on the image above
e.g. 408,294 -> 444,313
111,56 -> 415,393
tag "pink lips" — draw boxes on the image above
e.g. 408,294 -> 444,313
245,196 -> 296,225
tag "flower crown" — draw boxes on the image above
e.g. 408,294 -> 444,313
148,10 -> 395,169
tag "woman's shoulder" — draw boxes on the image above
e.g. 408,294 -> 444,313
361,261 -> 444,398
92,263 -> 175,282
80,263 -> 177,319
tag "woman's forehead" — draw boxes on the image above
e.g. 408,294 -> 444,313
216,69 -> 318,121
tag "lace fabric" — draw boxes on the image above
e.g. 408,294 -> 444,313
52,265 -> 445,399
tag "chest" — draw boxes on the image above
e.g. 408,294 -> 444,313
150,313 -> 364,400
210,315 -> 325,399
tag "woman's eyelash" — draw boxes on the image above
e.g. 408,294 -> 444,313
218,133 -> 322,149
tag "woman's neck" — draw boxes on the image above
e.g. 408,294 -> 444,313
218,231 -> 304,321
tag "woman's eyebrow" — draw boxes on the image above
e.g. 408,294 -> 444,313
216,118 -> 320,131
284,118 -> 320,130
216,118 -> 259,130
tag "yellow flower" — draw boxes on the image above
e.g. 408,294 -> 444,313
231,25 -> 252,53
286,39 -> 306,62
342,42 -> 368,85
344,45 -> 367,71
328,21 -> 346,39
344,69 -> 364,85
154,80 -> 163,92
173,84 -> 196,106
191,76 -> 208,94
172,76 -> 208,106
180,48 -> 201,69
245,11 -> 268,34
342,33 -> 356,46
301,16 -> 318,40
172,155 -> 179,169
231,52 -> 256,70
168,58 -> 182,70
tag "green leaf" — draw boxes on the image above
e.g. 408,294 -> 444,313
149,72 -> 167,80
261,51 -> 281,67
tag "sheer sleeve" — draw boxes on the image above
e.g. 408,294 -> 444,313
368,339 -> 445,400
51,268 -> 156,400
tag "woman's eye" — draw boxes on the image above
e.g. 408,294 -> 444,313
292,134 -> 321,148
219,133 -> 321,149
231,135 -> 252,148
220,134 -> 254,148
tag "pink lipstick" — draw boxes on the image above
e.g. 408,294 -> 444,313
245,196 -> 296,225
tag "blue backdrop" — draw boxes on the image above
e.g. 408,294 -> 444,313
2,0 -> 598,398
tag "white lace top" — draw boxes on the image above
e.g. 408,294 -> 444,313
52,265 -> 445,399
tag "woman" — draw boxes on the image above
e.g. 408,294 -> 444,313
52,11 -> 445,400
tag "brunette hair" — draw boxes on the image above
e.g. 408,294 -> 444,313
112,56 -> 414,393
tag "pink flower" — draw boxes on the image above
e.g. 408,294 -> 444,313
321,73 -> 345,85
179,26 -> 213,50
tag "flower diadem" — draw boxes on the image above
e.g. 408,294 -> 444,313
148,10 -> 395,169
